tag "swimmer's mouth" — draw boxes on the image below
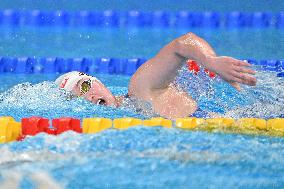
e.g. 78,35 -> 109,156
97,98 -> 106,106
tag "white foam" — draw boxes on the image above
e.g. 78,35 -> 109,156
0,170 -> 63,189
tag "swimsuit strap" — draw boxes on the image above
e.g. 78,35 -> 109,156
124,93 -> 130,99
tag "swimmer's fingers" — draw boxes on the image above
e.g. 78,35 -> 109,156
211,56 -> 257,87
233,66 -> 256,75
231,71 -> 257,86
231,59 -> 257,85
233,60 -> 252,67
229,81 -> 241,91
230,77 -> 245,85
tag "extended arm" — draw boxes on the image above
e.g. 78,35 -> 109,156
129,32 -> 256,96
175,33 -> 256,89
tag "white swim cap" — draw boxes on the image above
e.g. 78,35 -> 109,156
55,71 -> 101,92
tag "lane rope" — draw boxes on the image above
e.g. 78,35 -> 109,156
1,116 -> 284,143
0,57 -> 283,76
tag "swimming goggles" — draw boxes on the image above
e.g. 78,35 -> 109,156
78,78 -> 107,105
80,79 -> 92,95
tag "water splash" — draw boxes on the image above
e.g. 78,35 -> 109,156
176,66 -> 284,118
225,70 -> 284,119
0,68 -> 283,120
0,169 -> 63,189
0,81 -> 147,120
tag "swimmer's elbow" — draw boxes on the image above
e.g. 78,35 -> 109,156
173,32 -> 197,58
172,39 -> 185,57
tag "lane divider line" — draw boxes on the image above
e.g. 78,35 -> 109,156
0,57 -> 283,76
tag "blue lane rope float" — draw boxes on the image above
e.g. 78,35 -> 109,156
277,72 -> 284,77
0,10 -> 284,28
0,57 -> 147,75
0,57 -> 284,75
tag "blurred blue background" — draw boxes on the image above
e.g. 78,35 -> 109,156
0,0 -> 283,59
0,0 -> 283,12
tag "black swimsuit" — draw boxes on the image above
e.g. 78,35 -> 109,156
190,107 -> 209,118
124,93 -> 130,99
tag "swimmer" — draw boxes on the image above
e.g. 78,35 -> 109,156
55,32 -> 257,119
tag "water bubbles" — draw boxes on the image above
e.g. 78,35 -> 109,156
121,96 -> 158,118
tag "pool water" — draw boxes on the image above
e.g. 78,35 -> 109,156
0,27 -> 284,59
0,67 -> 283,188
0,0 -> 284,188
1,0 -> 284,12
0,67 -> 283,120
1,127 -> 284,188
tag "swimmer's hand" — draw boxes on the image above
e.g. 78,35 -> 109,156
205,56 -> 257,90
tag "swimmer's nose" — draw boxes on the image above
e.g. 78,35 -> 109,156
79,80 -> 117,106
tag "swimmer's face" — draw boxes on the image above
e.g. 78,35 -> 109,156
72,77 -> 118,107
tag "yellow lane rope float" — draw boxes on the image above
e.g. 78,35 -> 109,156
0,116 -> 284,143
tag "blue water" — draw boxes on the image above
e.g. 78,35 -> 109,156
0,0 -> 284,188
1,128 -> 284,188
0,0 -> 284,12
0,69 -> 283,188
0,68 -> 283,120
0,27 -> 284,59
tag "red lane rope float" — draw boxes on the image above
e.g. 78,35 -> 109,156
18,117 -> 82,141
187,60 -> 200,75
22,117 -> 49,136
204,68 -> 216,78
186,60 -> 216,78
53,118 -> 82,134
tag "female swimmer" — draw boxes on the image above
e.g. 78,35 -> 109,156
55,32 -> 257,119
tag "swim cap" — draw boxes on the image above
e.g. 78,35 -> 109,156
55,71 -> 101,92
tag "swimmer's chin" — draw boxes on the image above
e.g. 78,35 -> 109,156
107,99 -> 120,108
